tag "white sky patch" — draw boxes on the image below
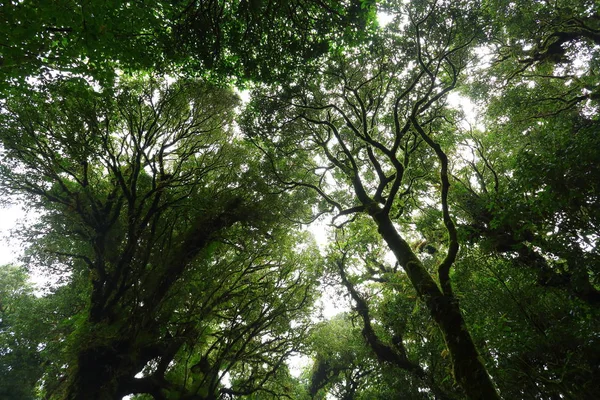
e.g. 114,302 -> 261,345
447,92 -> 483,130
306,216 -> 330,252
288,353 -> 311,378
383,249 -> 397,266
0,205 -> 60,293
377,10 -> 395,27
0,204 -> 26,266
234,87 -> 251,104
221,371 -> 232,388
316,283 -> 351,320
305,216 -> 352,319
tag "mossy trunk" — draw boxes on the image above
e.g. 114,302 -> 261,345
371,211 -> 500,400
66,341 -> 130,400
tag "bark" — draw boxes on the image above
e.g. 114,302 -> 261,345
337,259 -> 456,400
369,208 -> 501,400
66,341 -> 135,400
63,200 -> 247,400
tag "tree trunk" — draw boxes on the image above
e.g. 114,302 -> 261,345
371,210 -> 501,400
62,201 -> 249,399
66,340 -> 132,400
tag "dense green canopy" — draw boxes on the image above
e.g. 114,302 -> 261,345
1,1 -> 598,399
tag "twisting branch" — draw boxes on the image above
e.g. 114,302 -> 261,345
410,117 -> 459,297
334,252 -> 455,400
472,136 -> 500,193
335,255 -> 424,375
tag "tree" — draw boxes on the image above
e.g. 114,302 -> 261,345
0,76 -> 320,399
0,0 -> 376,88
478,0 -> 599,80
0,265 -> 89,400
0,265 -> 44,400
2,1 -> 600,399
124,229 -> 322,400
451,247 -> 600,399
307,314 -> 377,400
440,1 -> 600,397
454,0 -> 600,306
324,223 -> 459,400
243,1 -> 500,398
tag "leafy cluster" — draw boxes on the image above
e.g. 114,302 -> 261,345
1,1 -> 599,400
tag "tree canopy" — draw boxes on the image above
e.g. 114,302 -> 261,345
0,1 -> 599,399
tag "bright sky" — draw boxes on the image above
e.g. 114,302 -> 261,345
0,204 -> 25,266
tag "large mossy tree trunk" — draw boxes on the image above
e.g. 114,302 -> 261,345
372,211 -> 500,400
62,205 -> 247,400
67,341 -> 133,400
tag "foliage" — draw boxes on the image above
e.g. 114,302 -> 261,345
0,1 -> 599,399
0,76 -> 320,399
0,265 -> 43,400
243,1 -> 501,397
0,0 -> 377,89
454,249 -> 600,399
